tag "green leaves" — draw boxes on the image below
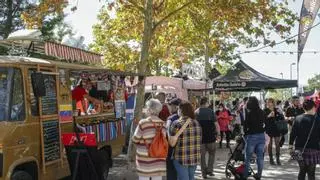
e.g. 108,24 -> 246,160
305,74 -> 320,92
0,0 -> 69,42
92,0 -> 297,75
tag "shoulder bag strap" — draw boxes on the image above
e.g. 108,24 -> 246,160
302,115 -> 317,153
174,118 -> 192,138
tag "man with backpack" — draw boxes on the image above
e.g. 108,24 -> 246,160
195,97 -> 220,179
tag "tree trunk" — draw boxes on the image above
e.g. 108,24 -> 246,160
3,0 -> 14,38
155,59 -> 161,76
204,35 -> 209,94
127,0 -> 153,163
165,62 -> 169,76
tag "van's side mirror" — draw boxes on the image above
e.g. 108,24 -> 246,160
31,72 -> 46,97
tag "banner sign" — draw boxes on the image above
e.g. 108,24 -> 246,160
214,82 -> 247,89
182,63 -> 206,80
298,0 -> 320,62
62,133 -> 97,146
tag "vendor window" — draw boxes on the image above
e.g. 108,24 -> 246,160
28,69 -> 39,116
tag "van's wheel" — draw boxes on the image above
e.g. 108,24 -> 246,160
101,164 -> 109,180
11,171 -> 33,180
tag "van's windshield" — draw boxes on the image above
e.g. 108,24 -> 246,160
0,67 -> 12,120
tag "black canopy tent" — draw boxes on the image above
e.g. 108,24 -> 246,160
213,60 -> 298,91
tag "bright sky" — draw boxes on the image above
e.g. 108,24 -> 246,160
65,1 -> 320,86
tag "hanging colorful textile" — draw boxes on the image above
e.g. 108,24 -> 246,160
83,119 -> 126,143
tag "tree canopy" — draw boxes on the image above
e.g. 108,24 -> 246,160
0,0 -> 69,42
267,88 -> 292,101
305,74 -> 320,92
94,0 -> 298,162
91,0 -> 297,75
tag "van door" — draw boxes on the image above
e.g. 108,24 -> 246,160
29,66 -> 63,174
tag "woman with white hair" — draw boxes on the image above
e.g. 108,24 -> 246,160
132,99 -> 167,180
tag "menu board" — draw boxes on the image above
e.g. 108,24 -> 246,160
41,75 -> 58,115
43,120 -> 60,162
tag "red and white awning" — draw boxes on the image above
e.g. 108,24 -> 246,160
44,41 -> 102,64
0,39 -> 103,64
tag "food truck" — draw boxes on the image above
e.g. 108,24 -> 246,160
0,39 -> 141,180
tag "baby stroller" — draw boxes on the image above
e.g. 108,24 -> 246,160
225,135 -> 258,180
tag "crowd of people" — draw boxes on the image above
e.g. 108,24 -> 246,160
131,93 -> 320,180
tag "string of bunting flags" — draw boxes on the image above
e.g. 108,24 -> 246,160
235,20 -> 320,56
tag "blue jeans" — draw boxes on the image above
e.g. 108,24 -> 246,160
244,133 -> 265,178
166,147 -> 177,180
173,160 -> 197,180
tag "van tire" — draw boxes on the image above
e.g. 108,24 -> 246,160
11,171 -> 33,180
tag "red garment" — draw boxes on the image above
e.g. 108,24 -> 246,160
72,86 -> 87,101
72,86 -> 87,113
217,110 -> 232,132
124,90 -> 128,101
75,101 -> 85,113
159,104 -> 170,121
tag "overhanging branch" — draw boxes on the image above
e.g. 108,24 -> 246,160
154,0 -> 165,11
153,1 -> 193,31
127,0 -> 145,13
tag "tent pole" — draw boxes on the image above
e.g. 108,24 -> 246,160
205,79 -> 208,96
297,59 -> 300,96
212,80 -> 216,112
261,89 -> 265,109
213,89 -> 216,113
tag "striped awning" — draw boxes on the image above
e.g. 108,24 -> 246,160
0,40 -> 102,64
44,41 -> 102,64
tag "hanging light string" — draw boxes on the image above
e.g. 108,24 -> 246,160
236,50 -> 320,54
237,21 -> 320,55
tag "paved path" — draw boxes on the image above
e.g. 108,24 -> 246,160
108,144 -> 320,180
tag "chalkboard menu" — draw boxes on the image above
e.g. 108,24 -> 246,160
41,75 -> 58,115
43,120 -> 60,162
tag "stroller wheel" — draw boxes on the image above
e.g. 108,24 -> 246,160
225,163 -> 233,179
225,169 -> 232,179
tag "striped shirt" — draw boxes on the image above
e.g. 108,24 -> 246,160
132,116 -> 167,177
169,117 -> 202,166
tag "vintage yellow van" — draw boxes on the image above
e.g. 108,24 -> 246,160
0,54 -> 138,180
